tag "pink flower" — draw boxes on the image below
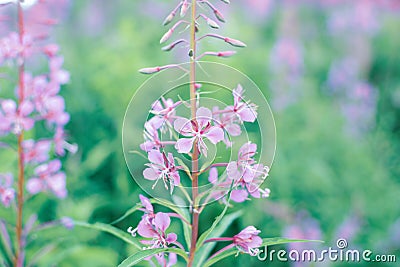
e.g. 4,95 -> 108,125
227,84 -> 257,123
40,96 -> 70,126
0,173 -> 15,207
54,127 -> 78,156
137,212 -> 178,249
174,107 -> 224,156
49,56 -> 70,85
26,159 -> 67,198
60,216 -> 74,230
209,142 -> 270,203
228,142 -> 270,202
213,106 -> 241,147
140,124 -> 176,152
23,139 -> 52,164
0,99 -> 34,135
143,149 -> 181,190
205,225 -> 262,256
147,97 -> 181,133
139,194 -> 156,224
0,32 -> 33,64
233,226 -> 262,255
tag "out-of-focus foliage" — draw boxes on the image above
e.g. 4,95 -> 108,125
1,0 -> 400,266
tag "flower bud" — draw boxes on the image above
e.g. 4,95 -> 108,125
160,29 -> 173,44
217,51 -> 236,57
224,37 -> 247,47
207,18 -> 220,29
163,12 -> 176,26
161,39 -> 186,51
180,0 -> 189,17
214,9 -> 225,23
139,67 -> 161,74
43,44 -> 59,57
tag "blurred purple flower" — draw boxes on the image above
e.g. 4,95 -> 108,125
268,37 -> 304,111
0,173 -> 15,207
283,211 -> 322,267
0,99 -> 35,135
60,216 -> 74,230
340,82 -> 378,136
23,139 -> 51,164
327,0 -> 380,36
26,159 -> 67,198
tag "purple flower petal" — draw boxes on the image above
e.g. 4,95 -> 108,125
175,137 -> 195,154
139,194 -> 153,212
174,117 -> 192,135
205,126 -> 224,144
208,167 -> 218,184
231,190 -> 248,203
137,220 -> 157,238
143,167 -> 160,181
196,107 -> 212,129
154,212 -> 170,232
238,106 -> 257,122
148,149 -> 164,165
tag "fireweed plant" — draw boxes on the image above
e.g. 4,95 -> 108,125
0,1 -> 75,266
91,1 -> 314,267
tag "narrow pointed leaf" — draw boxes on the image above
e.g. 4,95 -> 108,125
202,238 -> 322,267
118,248 -> 188,267
74,221 -> 142,250
194,211 -> 242,267
110,203 -> 142,225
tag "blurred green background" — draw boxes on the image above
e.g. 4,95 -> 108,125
1,0 -> 400,266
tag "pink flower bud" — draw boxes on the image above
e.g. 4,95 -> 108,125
214,9 -> 225,23
180,0 -> 189,17
162,39 -> 186,52
139,67 -> 161,74
217,51 -> 236,57
160,29 -> 173,44
195,83 -> 202,90
224,37 -> 247,47
163,12 -> 176,26
207,18 -> 220,29
43,44 -> 59,57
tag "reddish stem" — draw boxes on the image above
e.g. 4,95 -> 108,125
15,2 -> 25,267
188,0 -> 199,266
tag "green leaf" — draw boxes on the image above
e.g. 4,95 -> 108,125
172,195 -> 192,250
202,237 -> 322,267
110,203 -> 142,225
175,157 -> 192,179
118,247 -> 188,267
0,220 -> 13,265
194,211 -> 242,267
74,221 -> 142,250
196,181 -> 234,248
